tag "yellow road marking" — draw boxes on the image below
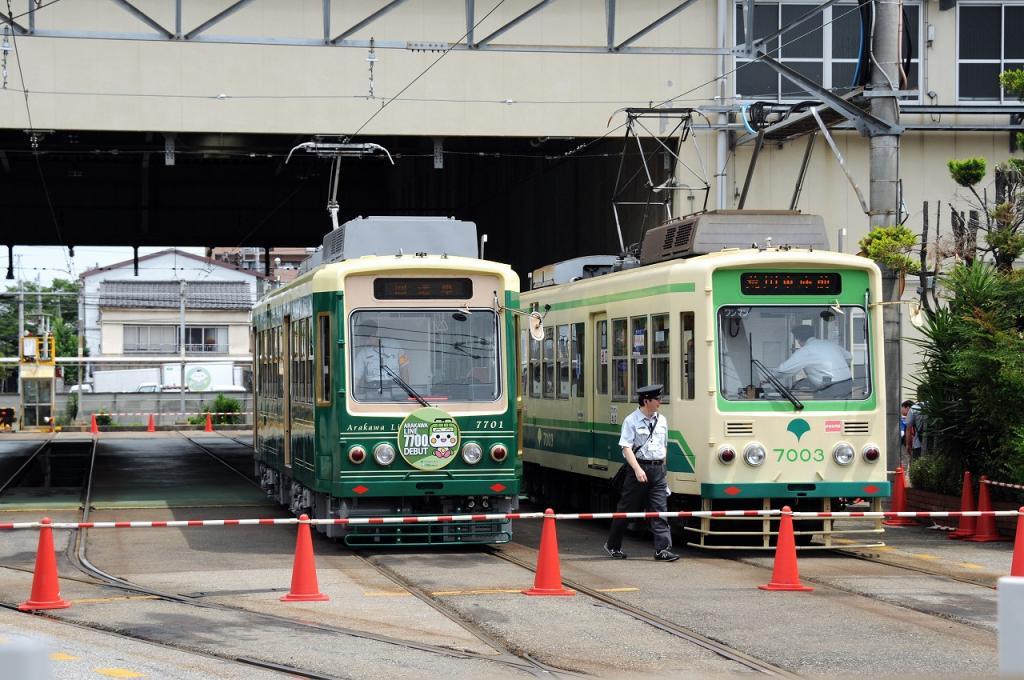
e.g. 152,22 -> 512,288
595,587 -> 640,593
913,553 -> 939,560
71,596 -> 161,605
362,591 -> 411,597
960,563 -> 986,570
95,669 -> 143,678
50,652 -> 80,661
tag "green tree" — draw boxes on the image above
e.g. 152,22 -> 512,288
946,157 -> 1024,272
0,279 -> 86,383
911,262 -> 1024,490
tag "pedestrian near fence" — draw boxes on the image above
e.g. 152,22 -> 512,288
604,384 -> 680,562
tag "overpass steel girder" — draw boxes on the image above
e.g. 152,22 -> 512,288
2,0 -> 731,56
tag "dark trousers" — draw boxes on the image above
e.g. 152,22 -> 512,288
606,462 -> 671,552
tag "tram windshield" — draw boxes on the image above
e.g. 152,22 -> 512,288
349,310 -> 501,403
717,305 -> 871,402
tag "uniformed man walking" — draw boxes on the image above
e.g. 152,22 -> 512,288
604,384 -> 679,562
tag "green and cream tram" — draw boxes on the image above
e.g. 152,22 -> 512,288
253,216 -> 521,545
519,211 -> 889,548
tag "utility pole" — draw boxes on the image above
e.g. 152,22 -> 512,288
179,280 -> 186,420
868,0 -> 904,472
76,286 -> 85,423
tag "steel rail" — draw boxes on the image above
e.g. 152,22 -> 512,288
488,546 -> 802,678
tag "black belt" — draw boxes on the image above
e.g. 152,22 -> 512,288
637,459 -> 664,466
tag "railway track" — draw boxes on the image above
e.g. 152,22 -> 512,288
52,432 -> 558,678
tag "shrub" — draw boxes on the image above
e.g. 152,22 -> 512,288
947,157 -> 987,188
189,393 -> 243,426
94,411 -> 112,427
858,225 -> 919,275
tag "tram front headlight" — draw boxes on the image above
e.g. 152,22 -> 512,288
743,443 -> 766,467
373,442 -> 396,466
461,442 -> 483,465
833,442 -> 856,466
718,445 -> 737,464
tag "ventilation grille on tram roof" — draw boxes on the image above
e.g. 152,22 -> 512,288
843,421 -> 870,435
316,216 -> 478,265
725,421 -> 754,437
638,210 -> 829,265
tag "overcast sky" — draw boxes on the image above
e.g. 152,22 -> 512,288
6,245 -> 207,287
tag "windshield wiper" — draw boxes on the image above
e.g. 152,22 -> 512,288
751,358 -> 803,411
381,364 -> 431,408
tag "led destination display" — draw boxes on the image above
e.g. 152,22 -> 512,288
373,278 -> 474,300
740,272 -> 842,295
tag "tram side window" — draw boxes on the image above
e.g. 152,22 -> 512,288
520,329 -> 528,396
571,322 -> 585,397
556,324 -> 570,399
651,314 -> 670,400
630,316 -> 648,394
596,319 -> 608,395
316,314 -> 331,404
680,312 -> 695,400
542,327 -> 555,398
529,334 -> 541,398
612,318 -> 628,401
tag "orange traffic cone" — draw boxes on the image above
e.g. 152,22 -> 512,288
883,467 -> 917,526
89,414 -> 99,435
967,476 -> 1008,542
204,413 -> 213,433
280,515 -> 329,602
522,509 -> 575,596
759,507 -> 813,592
146,414 -> 155,433
949,471 -> 976,539
1011,508 -> 1024,577
18,518 -> 71,611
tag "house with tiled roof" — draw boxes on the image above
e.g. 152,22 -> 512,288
79,249 -> 260,359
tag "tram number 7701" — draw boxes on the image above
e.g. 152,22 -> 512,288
774,448 -> 826,463
475,420 -> 504,429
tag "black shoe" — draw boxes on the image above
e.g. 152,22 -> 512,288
603,543 -> 627,559
654,549 -> 680,562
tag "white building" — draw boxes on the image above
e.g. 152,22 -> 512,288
79,249 -> 260,358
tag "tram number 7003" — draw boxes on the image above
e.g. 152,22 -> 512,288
774,448 -> 826,463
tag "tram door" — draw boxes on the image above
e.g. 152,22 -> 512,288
282,316 -> 292,468
589,313 -> 614,470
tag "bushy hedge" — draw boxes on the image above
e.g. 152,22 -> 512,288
912,262 -> 1024,488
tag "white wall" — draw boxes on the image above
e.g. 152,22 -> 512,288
81,250 -> 257,355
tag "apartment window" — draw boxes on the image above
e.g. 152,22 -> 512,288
958,4 -> 1024,102
123,325 -> 176,353
184,326 -> 228,353
735,2 -> 920,101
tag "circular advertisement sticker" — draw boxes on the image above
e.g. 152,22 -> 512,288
399,407 -> 461,470
186,366 -> 212,392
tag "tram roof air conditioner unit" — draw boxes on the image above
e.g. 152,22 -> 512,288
638,210 -> 829,265
530,255 -> 628,289
320,216 -> 478,264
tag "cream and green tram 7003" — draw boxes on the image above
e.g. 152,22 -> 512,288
253,217 -> 522,546
518,211 -> 890,548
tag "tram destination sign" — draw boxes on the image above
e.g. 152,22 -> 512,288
374,278 -> 473,300
740,272 -> 842,295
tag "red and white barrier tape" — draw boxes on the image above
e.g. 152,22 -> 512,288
982,479 -> 1024,491
2,508 -> 1020,531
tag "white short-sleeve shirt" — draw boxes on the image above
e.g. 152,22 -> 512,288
618,408 -> 668,461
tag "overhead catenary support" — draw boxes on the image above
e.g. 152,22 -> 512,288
109,0 -> 175,39
789,132 -> 816,210
465,0 -> 474,46
5,245 -> 12,280
264,247 -> 271,278
615,0 -> 697,51
322,0 -> 330,43
737,130 -> 765,210
810,107 -> 869,213
473,0 -> 554,48
133,246 -> 139,276
184,0 -> 255,40
0,10 -> 27,34
331,0 -> 407,45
